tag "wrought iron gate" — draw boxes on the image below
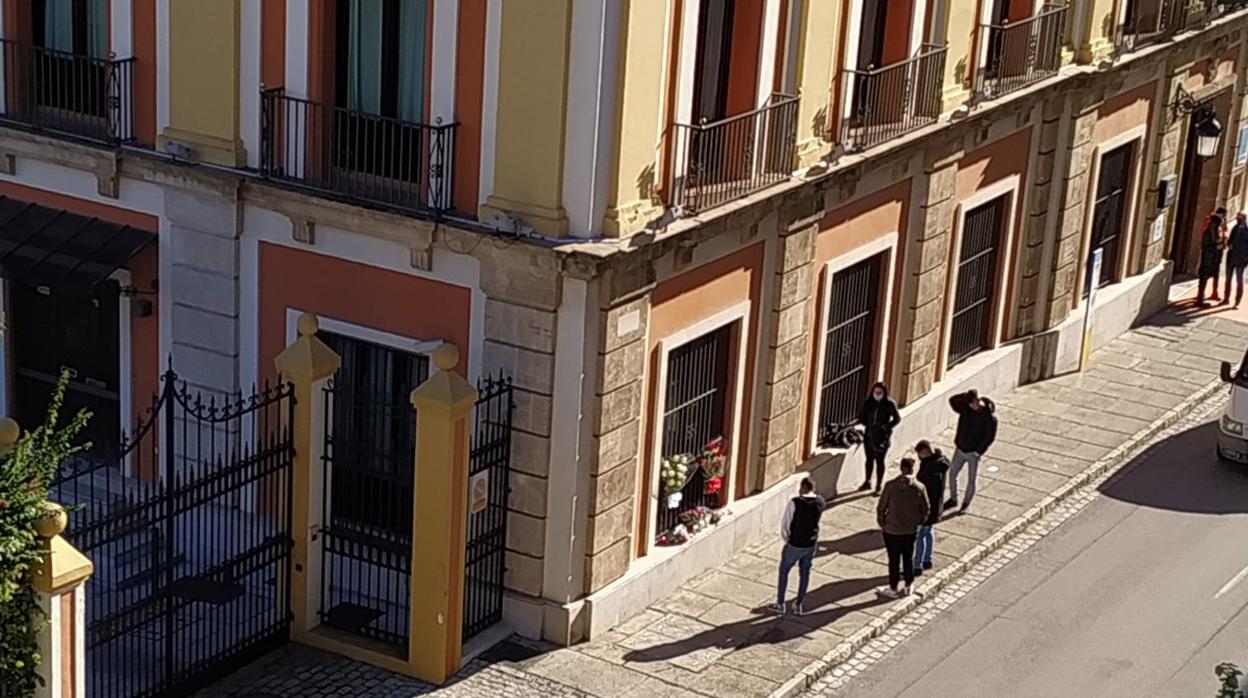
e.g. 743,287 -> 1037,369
1091,142 -> 1134,289
817,253 -> 884,444
49,369 -> 295,698
463,375 -> 515,641
949,196 -> 1006,368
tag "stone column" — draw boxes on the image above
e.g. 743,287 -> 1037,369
585,292 -> 648,593
897,163 -> 956,405
1017,99 -> 1068,336
1142,72 -> 1187,273
272,313 -> 340,637
757,223 -> 814,489
409,345 -> 479,684
1044,106 -> 1098,328
31,502 -> 93,698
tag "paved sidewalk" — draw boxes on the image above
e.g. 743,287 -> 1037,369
200,307 -> 1248,698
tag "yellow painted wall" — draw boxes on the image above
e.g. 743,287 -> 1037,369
794,0 -> 839,166
941,0 -> 974,110
1081,0 -> 1119,62
480,0 -> 575,236
602,0 -> 669,238
162,0 -> 244,166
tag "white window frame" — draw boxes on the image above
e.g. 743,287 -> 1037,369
1075,125 -> 1147,304
808,233 -> 899,455
938,174 -> 1021,378
645,300 -> 751,550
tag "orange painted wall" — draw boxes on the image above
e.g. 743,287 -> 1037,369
1094,81 -> 1155,145
726,0 -> 764,116
639,242 -> 764,554
262,0 -> 286,90
804,179 -> 911,454
453,0 -> 487,212
257,243 -> 473,384
133,0 -> 157,146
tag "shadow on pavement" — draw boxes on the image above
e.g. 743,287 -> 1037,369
622,576 -> 889,663
818,530 -> 884,557
1098,421 -> 1248,515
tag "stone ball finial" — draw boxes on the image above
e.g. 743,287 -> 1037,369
34,502 -> 67,539
433,343 -> 460,372
0,418 -> 19,448
297,313 -> 320,337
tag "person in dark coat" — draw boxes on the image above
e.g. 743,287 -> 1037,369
944,389 -> 997,513
913,440 -> 949,574
1225,212 -> 1248,308
1198,207 -> 1228,307
858,382 -> 901,495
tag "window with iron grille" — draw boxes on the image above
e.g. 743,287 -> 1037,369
948,196 -> 1006,369
1090,142 -> 1134,291
817,253 -> 885,445
656,325 -> 732,538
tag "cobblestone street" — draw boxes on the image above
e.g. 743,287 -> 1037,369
199,306 -> 1248,697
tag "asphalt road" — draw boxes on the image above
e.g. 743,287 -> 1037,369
822,410 -> 1248,698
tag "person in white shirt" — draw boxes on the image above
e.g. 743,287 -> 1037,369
772,478 -> 826,615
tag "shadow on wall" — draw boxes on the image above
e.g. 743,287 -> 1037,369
812,107 -> 828,144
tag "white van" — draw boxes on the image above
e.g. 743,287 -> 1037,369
1218,356 -> 1248,463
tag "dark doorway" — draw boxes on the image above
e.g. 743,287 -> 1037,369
691,0 -> 736,123
11,279 -> 120,459
816,251 -> 886,444
1173,119 -> 1209,275
1090,142 -> 1135,289
949,196 -> 1007,369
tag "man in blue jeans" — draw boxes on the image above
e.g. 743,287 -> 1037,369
944,389 -> 997,513
913,440 -> 949,574
772,477 -> 826,615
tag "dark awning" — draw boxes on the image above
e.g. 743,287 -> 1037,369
0,196 -> 156,292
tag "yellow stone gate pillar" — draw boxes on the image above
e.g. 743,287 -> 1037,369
274,313 -> 341,637
31,500 -> 93,698
407,344 -> 478,684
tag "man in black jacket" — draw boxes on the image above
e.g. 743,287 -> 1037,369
913,440 -> 948,573
773,478 -> 826,615
944,389 -> 997,513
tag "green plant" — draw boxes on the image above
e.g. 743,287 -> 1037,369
1217,662 -> 1244,698
0,374 -> 89,697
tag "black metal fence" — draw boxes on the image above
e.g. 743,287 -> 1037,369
319,377 -> 414,652
260,87 -> 457,213
842,44 -> 947,152
1115,0 -> 1217,51
0,40 -> 134,144
948,197 -> 1005,369
656,326 -> 731,540
670,93 -> 799,215
977,5 -> 1067,100
463,375 -> 514,641
50,369 -> 294,698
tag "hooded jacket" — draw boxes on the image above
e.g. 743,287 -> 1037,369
877,474 -> 930,536
1229,220 -> 1248,269
858,393 -> 901,454
917,450 -> 950,526
950,392 -> 998,454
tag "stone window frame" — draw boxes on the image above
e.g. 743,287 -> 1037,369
1073,124 -> 1148,306
806,232 -> 900,456
936,174 -> 1021,381
643,300 -> 752,549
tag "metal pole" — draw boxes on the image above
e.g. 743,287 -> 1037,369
163,371 -> 176,685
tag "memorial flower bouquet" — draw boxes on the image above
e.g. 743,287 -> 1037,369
699,436 -> 728,495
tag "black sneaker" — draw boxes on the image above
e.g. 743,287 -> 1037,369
922,561 -> 934,571
913,568 -> 924,577
943,498 -> 958,511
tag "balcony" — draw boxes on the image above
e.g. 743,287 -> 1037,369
976,4 -> 1067,100
259,88 -> 458,214
841,44 -> 947,152
1116,0 -> 1218,52
0,40 -> 134,145
668,93 -> 800,215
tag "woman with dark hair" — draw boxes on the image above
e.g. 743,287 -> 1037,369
858,382 -> 901,495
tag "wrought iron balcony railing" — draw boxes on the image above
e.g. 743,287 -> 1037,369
977,4 -> 1067,100
841,44 -> 947,152
0,40 -> 134,144
259,88 -> 457,214
1117,0 -> 1220,52
669,93 -> 800,215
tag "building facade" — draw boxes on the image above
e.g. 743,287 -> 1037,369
1,0 -> 1246,664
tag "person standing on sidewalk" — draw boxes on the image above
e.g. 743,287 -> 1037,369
913,440 -> 949,575
876,458 -> 929,599
1225,212 -> 1248,308
858,382 -> 902,495
1197,207 -> 1229,307
773,477 -> 826,615
945,389 -> 997,513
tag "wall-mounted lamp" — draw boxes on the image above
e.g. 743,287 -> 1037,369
1171,86 -> 1223,159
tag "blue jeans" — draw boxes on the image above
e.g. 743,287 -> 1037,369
777,543 -> 815,606
915,525 -> 934,567
949,449 -> 981,507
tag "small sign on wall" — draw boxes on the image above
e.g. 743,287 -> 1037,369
1150,214 -> 1167,245
1237,127 -> 1248,167
470,472 -> 489,514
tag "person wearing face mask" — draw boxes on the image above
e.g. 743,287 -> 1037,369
858,382 -> 901,495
